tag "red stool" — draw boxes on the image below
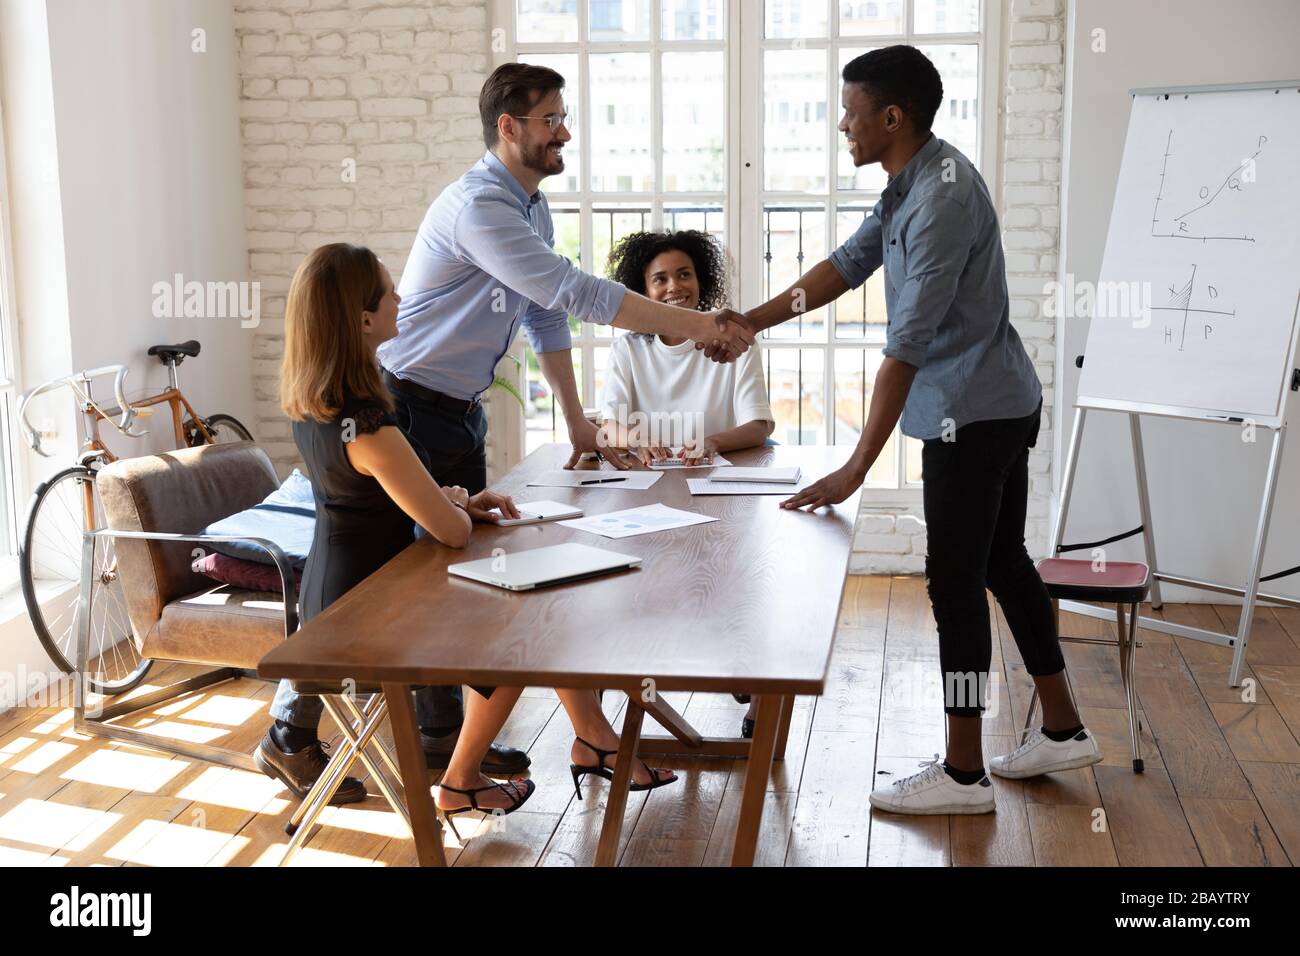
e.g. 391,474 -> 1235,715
1030,558 -> 1150,772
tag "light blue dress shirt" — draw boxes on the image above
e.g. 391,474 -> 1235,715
829,136 -> 1042,440
378,151 -> 627,401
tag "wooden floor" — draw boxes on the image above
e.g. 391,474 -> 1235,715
1,576 -> 1296,866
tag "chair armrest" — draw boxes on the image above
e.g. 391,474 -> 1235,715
85,529 -> 300,638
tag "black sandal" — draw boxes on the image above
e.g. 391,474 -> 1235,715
570,736 -> 677,798
741,717 -> 755,739
437,778 -> 535,840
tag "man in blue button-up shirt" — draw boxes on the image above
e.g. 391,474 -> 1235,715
373,63 -> 753,766
744,46 -> 1100,815
378,63 -> 753,477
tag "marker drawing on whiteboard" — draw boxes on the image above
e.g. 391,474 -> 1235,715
1148,264 -> 1236,351
1150,130 -> 1263,243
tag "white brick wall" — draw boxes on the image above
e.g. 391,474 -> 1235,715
1001,0 -> 1063,560
848,0 -> 1065,574
233,0 -> 490,471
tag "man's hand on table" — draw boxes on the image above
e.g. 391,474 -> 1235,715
565,416 -> 633,470
780,463 -> 865,513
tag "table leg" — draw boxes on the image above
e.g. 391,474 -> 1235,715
594,699 -> 644,867
730,693 -> 782,867
382,682 -> 447,868
773,694 -> 795,761
642,692 -> 702,747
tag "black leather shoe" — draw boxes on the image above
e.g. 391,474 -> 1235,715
254,733 -> 368,805
420,729 -> 531,776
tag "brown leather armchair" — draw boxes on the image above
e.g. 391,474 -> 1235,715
81,442 -> 409,861
82,441 -> 298,770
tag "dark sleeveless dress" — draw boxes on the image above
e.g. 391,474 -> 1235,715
294,396 -> 418,624
293,395 -> 494,701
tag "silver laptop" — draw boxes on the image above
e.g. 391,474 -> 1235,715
448,542 -> 641,592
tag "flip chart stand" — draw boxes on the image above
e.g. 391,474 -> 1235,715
1050,377 -> 1299,687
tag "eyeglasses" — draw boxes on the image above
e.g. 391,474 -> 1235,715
512,111 -> 574,133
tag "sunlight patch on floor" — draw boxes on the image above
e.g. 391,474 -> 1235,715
107,818 -> 245,866
60,748 -> 184,793
0,797 -> 115,852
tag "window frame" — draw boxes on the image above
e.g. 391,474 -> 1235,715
491,0 -> 1002,503
491,0 -> 734,410
0,94 -> 24,577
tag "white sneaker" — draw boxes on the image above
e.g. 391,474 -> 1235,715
868,755 -> 995,815
989,726 -> 1102,779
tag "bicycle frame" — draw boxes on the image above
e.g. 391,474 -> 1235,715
22,362 -> 215,534
79,385 -> 214,466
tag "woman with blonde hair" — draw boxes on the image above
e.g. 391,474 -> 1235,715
260,243 -> 675,832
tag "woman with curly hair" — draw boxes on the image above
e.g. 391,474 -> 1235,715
599,230 -> 775,738
599,230 -> 775,469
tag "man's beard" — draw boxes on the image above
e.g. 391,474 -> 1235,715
521,140 -> 565,175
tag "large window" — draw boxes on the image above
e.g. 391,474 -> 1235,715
496,0 -> 996,496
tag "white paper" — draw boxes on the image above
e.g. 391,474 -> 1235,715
527,470 -> 664,490
687,478 -> 811,496
648,453 -> 731,470
708,466 -> 801,484
558,503 -> 718,539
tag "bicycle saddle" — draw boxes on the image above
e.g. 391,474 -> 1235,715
147,340 -> 201,363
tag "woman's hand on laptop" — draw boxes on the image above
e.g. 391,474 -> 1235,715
467,490 -> 520,523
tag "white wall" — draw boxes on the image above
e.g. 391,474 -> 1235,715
232,0 -> 492,473
3,0 -> 253,482
0,0 -> 252,703
42,0 -> 254,461
1058,0 -> 1300,602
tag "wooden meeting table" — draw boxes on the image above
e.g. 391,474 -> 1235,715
259,443 -> 860,866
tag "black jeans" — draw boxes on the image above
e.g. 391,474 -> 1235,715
921,401 -> 1064,717
385,373 -> 490,729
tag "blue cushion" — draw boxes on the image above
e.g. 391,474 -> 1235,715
201,469 -> 314,569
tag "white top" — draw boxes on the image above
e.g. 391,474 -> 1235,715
599,332 -> 774,449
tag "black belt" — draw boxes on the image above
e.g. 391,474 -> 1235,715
382,370 -> 481,417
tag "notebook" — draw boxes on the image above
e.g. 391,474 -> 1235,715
707,466 -> 802,484
492,500 -> 584,527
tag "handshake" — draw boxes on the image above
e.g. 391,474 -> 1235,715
690,309 -> 759,365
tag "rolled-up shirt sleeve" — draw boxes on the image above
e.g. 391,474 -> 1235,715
453,191 -> 627,326
828,202 -> 885,290
883,196 -> 973,369
520,302 -> 572,353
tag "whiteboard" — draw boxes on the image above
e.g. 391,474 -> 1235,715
1077,84 -> 1300,425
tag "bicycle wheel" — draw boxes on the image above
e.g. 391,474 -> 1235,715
19,465 -> 151,694
186,413 -> 254,446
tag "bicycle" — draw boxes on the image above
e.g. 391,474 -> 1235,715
17,340 -> 255,695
